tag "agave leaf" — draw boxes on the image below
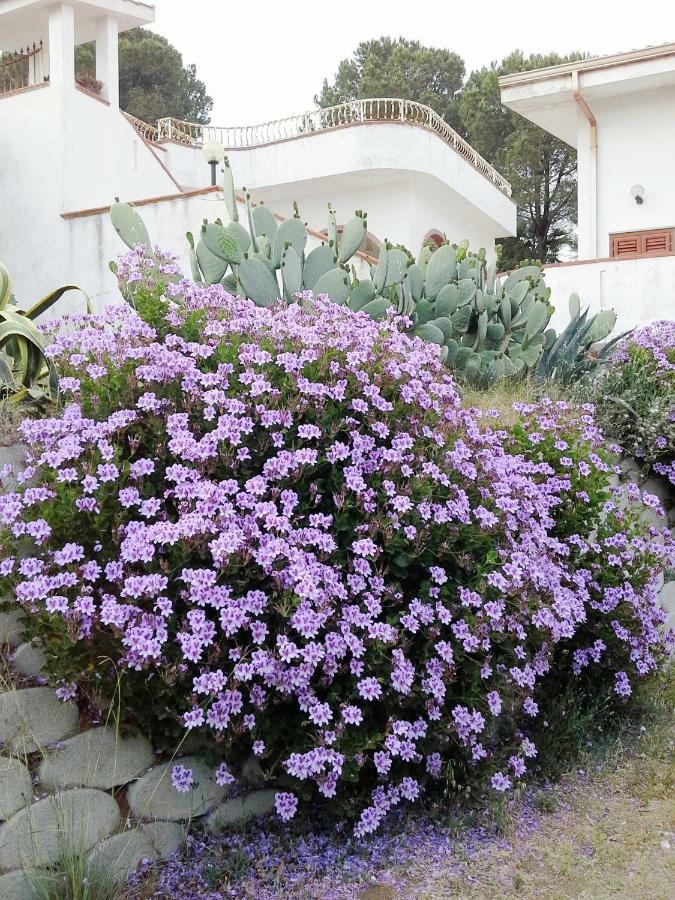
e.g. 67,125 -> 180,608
23,285 -> 86,320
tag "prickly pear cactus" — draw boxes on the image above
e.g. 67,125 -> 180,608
108,159 -> 617,388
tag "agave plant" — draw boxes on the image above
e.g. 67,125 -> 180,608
0,261 -> 85,404
535,293 -> 630,386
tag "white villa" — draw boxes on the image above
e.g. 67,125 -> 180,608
0,0 -> 672,330
0,0 -> 515,316
500,45 -> 675,329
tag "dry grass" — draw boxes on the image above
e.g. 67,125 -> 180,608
412,673 -> 675,900
456,377 -> 569,428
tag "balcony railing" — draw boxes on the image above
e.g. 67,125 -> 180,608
0,42 -> 44,95
123,111 -> 160,143
155,98 -> 512,197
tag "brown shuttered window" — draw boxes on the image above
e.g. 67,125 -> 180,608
610,229 -> 672,258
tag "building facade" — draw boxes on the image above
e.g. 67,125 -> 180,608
500,45 -> 675,330
0,0 -> 516,318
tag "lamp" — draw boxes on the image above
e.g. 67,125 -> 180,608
631,184 -> 645,205
202,138 -> 224,186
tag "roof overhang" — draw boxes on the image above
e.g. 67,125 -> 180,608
499,42 -> 675,148
0,0 -> 154,50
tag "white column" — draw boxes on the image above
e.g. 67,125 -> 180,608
95,15 -> 119,107
48,3 -> 75,91
576,107 -> 597,260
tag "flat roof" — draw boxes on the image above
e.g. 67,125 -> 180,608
499,42 -> 675,89
0,0 -> 155,50
499,41 -> 675,147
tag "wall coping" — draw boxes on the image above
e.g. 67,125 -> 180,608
544,250 -> 675,269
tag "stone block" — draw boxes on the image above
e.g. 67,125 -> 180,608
0,444 -> 27,492
0,757 -> 32,821
0,788 -> 120,870
661,581 -> 675,634
206,789 -> 276,832
11,641 -> 47,679
141,820 -> 185,859
0,687 -> 79,755
86,827 -> 156,884
0,608 -> 25,649
39,725 -> 154,791
127,755 -> 227,822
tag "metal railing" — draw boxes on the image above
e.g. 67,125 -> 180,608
156,98 -> 512,197
0,42 -> 44,95
124,111 -> 160,143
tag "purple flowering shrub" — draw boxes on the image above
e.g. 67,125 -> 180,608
1,281 -> 673,835
590,320 -> 675,488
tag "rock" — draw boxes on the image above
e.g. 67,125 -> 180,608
0,444 -> 27,492
127,755 -> 227,822
0,788 -> 120,870
11,641 -> 47,679
0,757 -> 32,820
661,581 -> 675,634
241,754 -> 266,788
0,686 -> 79,754
641,476 -> 671,506
86,828 -> 157,884
39,725 -> 154,791
141,820 -> 185,859
0,869 -> 42,900
0,608 -> 24,648
206,789 -> 276,832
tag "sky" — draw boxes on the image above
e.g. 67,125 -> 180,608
149,0 -> 675,125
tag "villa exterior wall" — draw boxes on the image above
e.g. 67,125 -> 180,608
162,122 -> 516,244
545,254 -> 675,333
592,86 -> 675,258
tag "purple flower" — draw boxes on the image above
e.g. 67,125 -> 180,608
274,791 -> 298,821
171,765 -> 193,793
490,771 -> 512,792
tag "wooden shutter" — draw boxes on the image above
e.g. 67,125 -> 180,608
611,233 -> 640,256
610,229 -> 672,258
643,230 -> 671,254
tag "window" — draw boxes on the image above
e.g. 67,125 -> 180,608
610,228 -> 672,258
422,229 -> 445,250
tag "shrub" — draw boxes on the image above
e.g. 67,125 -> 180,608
1,279 -> 672,836
588,320 -> 675,487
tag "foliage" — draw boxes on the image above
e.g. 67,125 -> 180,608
315,37 -> 465,132
1,284 -> 672,837
0,259 -> 84,404
585,320 -> 675,486
109,169 -> 620,390
75,28 -> 213,124
535,293 -> 625,386
460,52 -> 582,270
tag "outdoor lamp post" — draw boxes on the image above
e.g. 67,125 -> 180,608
203,138 -> 224,186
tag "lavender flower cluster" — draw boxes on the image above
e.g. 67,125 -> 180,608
1,276 -> 672,836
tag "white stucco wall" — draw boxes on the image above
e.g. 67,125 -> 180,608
0,83 -> 178,306
593,86 -> 675,257
162,122 -> 516,244
545,255 -> 675,333
58,191 -> 372,315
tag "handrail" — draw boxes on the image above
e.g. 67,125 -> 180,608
0,42 -> 43,95
156,98 -> 512,197
123,111 -> 160,143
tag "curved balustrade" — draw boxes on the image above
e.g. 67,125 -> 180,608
156,99 -> 512,197
123,111 -> 160,143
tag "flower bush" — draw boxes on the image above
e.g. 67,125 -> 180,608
588,320 -> 675,487
1,273 -> 672,835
